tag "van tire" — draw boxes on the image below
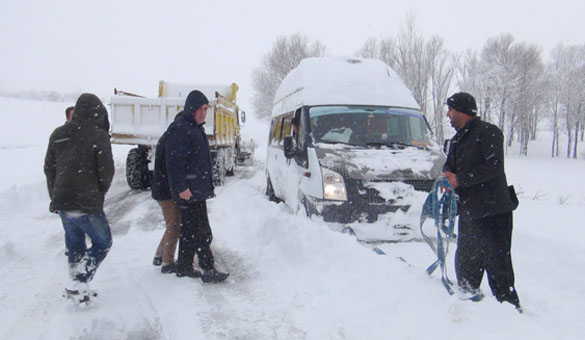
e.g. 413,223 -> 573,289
266,177 -> 281,203
300,195 -> 315,218
126,147 -> 151,190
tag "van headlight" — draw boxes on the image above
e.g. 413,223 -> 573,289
322,168 -> 347,201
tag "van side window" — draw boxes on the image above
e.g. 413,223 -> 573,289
293,108 -> 302,148
269,119 -> 277,145
278,117 -> 286,144
282,115 -> 292,139
272,117 -> 283,144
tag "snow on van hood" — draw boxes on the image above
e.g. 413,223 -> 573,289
315,143 -> 445,181
272,57 -> 420,116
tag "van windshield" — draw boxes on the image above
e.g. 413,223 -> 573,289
309,106 -> 434,149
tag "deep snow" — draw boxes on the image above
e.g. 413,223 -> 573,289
1,96 -> 585,340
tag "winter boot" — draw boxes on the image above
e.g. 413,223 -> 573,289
161,263 -> 177,274
457,286 -> 484,302
63,279 -> 91,306
152,256 -> 163,266
176,267 -> 202,278
201,268 -> 229,284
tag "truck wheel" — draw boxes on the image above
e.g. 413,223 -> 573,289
212,162 -> 225,186
126,147 -> 151,190
266,177 -> 281,203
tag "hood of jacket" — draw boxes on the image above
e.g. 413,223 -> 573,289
71,93 -> 110,131
182,90 -> 209,123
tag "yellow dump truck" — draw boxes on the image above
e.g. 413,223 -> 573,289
110,81 -> 246,189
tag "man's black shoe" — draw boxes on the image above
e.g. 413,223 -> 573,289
202,268 -> 229,283
152,256 -> 162,266
176,267 -> 202,278
161,263 -> 177,274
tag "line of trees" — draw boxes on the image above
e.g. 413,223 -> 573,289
0,89 -> 80,103
251,18 -> 584,159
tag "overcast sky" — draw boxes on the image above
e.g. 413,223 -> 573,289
1,0 -> 583,108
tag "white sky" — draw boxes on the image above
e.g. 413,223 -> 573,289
1,0 -> 584,108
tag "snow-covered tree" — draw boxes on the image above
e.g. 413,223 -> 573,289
355,15 -> 456,143
426,36 -> 457,143
251,33 -> 327,119
548,44 -> 585,158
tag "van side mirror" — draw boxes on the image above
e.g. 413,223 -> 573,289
283,136 -> 296,159
443,139 -> 451,154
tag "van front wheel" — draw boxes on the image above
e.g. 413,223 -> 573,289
299,195 -> 315,218
266,177 -> 281,203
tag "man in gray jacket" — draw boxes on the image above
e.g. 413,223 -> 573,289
442,92 -> 521,311
44,93 -> 114,304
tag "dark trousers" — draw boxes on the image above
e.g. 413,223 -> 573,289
455,212 -> 520,307
177,201 -> 214,272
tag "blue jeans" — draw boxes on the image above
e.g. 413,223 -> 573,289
59,211 -> 112,283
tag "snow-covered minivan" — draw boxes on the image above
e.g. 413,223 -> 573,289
265,57 -> 445,228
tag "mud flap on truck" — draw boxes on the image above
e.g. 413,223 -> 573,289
126,146 -> 152,190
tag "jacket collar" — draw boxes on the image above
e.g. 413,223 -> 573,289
454,117 -> 479,141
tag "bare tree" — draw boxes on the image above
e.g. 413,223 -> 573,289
355,37 -> 378,59
458,49 -> 491,122
513,43 -> 544,156
392,14 -> 431,116
355,16 -> 455,143
426,36 -> 457,143
480,34 -> 520,131
548,47 -> 563,157
549,44 -> 585,158
251,33 -> 327,119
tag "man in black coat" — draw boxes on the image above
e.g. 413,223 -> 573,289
151,111 -> 183,273
165,90 -> 229,283
442,92 -> 521,311
44,93 -> 114,302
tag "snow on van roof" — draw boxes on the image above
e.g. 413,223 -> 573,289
159,81 -> 234,100
272,57 -> 420,116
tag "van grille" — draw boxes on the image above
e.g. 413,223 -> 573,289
345,178 -> 435,204
401,179 -> 434,192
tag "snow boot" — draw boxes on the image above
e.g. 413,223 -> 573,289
152,256 -> 163,266
161,263 -> 177,274
63,288 -> 91,305
201,268 -> 229,284
63,280 -> 94,306
457,287 -> 484,302
176,267 -> 202,279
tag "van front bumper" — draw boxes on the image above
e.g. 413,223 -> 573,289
309,198 -> 410,224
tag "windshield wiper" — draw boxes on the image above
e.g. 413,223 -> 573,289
365,141 -> 412,149
320,140 -> 360,147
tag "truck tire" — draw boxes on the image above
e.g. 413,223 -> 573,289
225,147 -> 236,177
126,147 -> 152,190
212,161 -> 225,186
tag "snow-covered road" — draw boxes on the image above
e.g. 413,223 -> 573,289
2,97 -> 585,340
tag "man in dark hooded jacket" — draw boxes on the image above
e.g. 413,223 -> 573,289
165,90 -> 229,283
44,93 -> 114,303
442,92 -> 521,311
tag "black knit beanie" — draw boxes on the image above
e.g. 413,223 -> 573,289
446,92 -> 477,116
184,90 -> 209,114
